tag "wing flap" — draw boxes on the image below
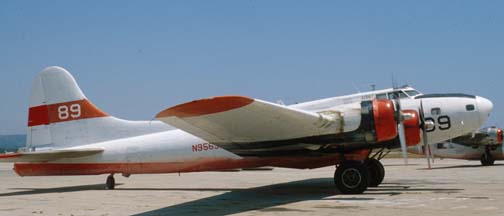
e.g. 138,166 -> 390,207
0,148 -> 104,162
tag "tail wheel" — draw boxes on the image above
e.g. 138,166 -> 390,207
106,174 -> 115,190
366,158 -> 385,187
334,161 -> 369,194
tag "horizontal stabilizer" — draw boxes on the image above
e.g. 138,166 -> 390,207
0,148 -> 104,162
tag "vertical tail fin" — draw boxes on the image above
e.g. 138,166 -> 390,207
28,66 -> 108,127
26,66 -> 169,150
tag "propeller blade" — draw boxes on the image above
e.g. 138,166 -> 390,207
392,91 -> 408,165
419,100 -> 432,169
398,120 -> 408,165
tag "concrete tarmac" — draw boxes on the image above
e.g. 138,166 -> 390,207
0,159 -> 503,216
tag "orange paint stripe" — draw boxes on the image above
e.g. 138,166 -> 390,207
156,96 -> 254,118
0,153 -> 21,159
13,155 -> 344,176
28,99 -> 109,127
13,160 -> 265,176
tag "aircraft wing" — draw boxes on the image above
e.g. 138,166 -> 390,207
155,96 -> 372,155
451,127 -> 503,146
451,132 -> 488,145
156,96 -> 346,143
0,148 -> 104,162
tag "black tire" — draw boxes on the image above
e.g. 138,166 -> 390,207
489,157 -> 495,165
334,161 -> 369,194
366,158 -> 385,187
480,153 -> 495,166
106,175 -> 115,190
480,155 -> 487,166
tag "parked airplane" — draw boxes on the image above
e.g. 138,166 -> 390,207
0,67 -> 493,194
410,127 -> 503,166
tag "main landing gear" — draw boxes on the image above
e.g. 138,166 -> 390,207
480,146 -> 495,166
366,158 -> 385,187
106,174 -> 115,190
334,161 -> 369,194
334,149 -> 387,194
334,159 -> 386,194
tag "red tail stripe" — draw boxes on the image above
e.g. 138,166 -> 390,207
27,105 -> 50,127
28,99 -> 109,127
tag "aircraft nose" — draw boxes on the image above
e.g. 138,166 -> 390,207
476,96 -> 493,124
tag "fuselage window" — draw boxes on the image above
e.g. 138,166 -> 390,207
376,93 -> 387,99
466,104 -> 475,111
431,108 -> 441,115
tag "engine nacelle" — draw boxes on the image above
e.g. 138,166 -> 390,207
485,127 -> 503,145
500,129 -> 503,144
359,100 -> 421,145
372,100 -> 398,142
402,110 -> 421,146
358,99 -> 398,143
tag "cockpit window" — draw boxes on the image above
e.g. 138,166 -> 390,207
466,104 -> 475,111
388,91 -> 408,99
404,90 -> 421,97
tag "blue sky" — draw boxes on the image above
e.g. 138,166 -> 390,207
1,1 -> 503,135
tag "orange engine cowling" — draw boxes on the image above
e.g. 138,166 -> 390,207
485,127 -> 503,145
497,128 -> 503,144
402,110 -> 421,146
372,100 -> 398,142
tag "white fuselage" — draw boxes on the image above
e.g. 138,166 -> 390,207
15,88 -> 492,176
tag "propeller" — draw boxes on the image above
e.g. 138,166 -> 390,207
391,91 -> 409,165
419,100 -> 432,169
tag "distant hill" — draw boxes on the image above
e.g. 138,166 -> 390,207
0,135 -> 26,152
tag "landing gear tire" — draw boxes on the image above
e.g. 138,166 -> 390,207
480,153 -> 495,166
106,174 -> 115,190
366,158 -> 385,187
334,161 -> 369,194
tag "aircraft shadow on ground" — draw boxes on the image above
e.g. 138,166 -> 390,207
419,163 -> 504,170
0,178 -> 463,215
0,183 -> 121,197
133,178 -> 463,216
